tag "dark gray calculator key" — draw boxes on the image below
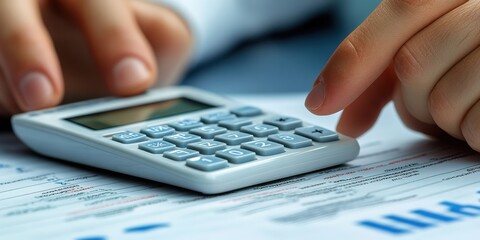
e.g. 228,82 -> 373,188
112,131 -> 148,144
168,119 -> 203,131
139,140 -> 175,154
268,134 -> 312,149
214,132 -> 254,145
241,140 -> 285,156
189,126 -> 227,139
295,126 -> 339,142
200,112 -> 236,124
230,106 -> 263,117
216,149 -> 256,164
186,156 -> 229,171
140,125 -> 175,138
164,149 -> 199,161
218,118 -> 252,130
263,116 -> 302,131
164,133 -> 202,147
187,140 -> 227,155
240,124 -> 279,137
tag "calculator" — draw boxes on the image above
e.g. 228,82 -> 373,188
12,87 -> 359,194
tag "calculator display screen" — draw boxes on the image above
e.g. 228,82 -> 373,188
65,97 -> 215,130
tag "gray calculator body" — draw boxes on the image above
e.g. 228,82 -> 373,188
12,87 -> 359,194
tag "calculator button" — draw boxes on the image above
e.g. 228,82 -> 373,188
139,140 -> 175,154
240,124 -> 279,137
168,119 -> 203,131
214,132 -> 254,145
189,126 -> 227,139
241,140 -> 285,156
263,116 -> 302,131
140,125 -> 175,138
295,126 -> 339,142
164,133 -> 202,147
186,156 -> 229,171
230,106 -> 263,117
164,149 -> 199,161
112,131 -> 148,144
216,149 -> 256,164
200,112 -> 236,124
218,119 -> 252,130
187,140 -> 227,155
268,134 -> 312,149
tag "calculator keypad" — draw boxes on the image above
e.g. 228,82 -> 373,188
187,140 -> 227,155
263,116 -> 302,131
189,126 -> 227,139
230,106 -> 263,117
164,149 -> 199,161
201,112 -> 237,124
140,125 -> 175,138
186,156 -> 229,171
164,133 -> 202,147
216,148 -> 256,164
268,134 -> 312,149
241,140 -> 285,156
295,126 -> 339,142
214,132 -> 254,146
218,119 -> 252,130
169,119 -> 203,131
139,140 -> 175,154
112,131 -> 148,144
240,124 -> 279,137
111,109 -> 340,172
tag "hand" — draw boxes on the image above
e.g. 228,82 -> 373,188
0,0 -> 192,116
305,0 -> 480,150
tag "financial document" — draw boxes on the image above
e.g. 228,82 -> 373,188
1,94 -> 480,239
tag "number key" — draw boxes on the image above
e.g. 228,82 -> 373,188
240,124 -> 278,137
214,132 -> 254,145
268,134 -> 312,149
241,140 -> 285,156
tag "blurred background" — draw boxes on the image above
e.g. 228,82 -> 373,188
182,0 -> 381,94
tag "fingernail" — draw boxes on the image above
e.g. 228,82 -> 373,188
113,57 -> 149,92
19,72 -> 54,110
305,75 -> 325,111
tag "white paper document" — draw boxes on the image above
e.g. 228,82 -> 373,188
1,94 -> 479,239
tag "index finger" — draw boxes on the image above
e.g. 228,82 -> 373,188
305,0 -> 466,115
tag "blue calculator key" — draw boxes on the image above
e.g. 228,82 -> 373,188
112,131 -> 148,144
164,133 -> 202,147
168,119 -> 203,131
268,134 -> 312,149
140,125 -> 175,138
164,149 -> 199,161
200,112 -> 236,124
189,126 -> 227,139
216,148 -> 256,164
240,124 -> 279,137
139,140 -> 175,154
186,156 -> 229,171
230,106 -> 263,117
263,116 -> 302,131
187,140 -> 227,155
214,132 -> 254,145
295,126 -> 339,142
241,140 -> 285,156
218,118 -> 252,130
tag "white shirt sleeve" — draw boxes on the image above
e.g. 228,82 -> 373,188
149,0 -> 334,65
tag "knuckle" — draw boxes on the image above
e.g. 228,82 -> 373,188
428,87 -> 457,134
4,26 -> 38,50
337,34 -> 368,62
394,44 -> 423,86
462,117 -> 480,152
